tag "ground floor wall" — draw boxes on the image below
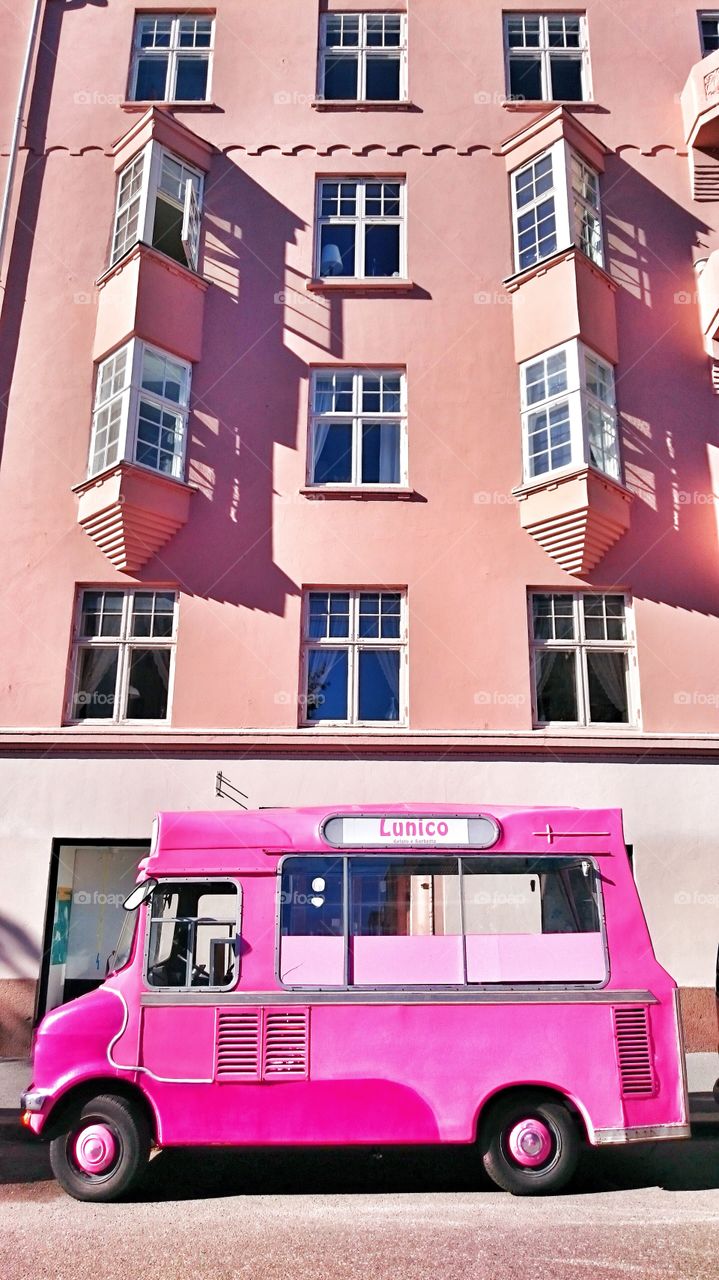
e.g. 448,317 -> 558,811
0,750 -> 716,1063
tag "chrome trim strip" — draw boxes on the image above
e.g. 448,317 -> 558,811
593,1123 -> 691,1145
140,988 -> 658,1008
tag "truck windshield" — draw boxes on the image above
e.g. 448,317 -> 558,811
110,910 -> 137,974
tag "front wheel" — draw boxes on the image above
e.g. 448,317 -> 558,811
49,1094 -> 151,1202
480,1094 -> 580,1195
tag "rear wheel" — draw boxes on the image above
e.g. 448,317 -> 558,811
49,1094 -> 151,1202
480,1093 -> 580,1195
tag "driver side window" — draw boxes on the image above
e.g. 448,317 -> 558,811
146,881 -> 239,990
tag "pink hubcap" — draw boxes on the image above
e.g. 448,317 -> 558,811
507,1118 -> 553,1168
73,1123 -> 117,1175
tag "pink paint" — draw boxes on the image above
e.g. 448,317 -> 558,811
507,1118 -> 553,1168
465,932 -> 606,984
24,805 -> 689,1175
73,1124 -> 117,1175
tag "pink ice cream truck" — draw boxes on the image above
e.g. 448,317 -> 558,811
21,804 -> 690,1200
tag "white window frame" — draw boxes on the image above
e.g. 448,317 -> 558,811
110,141 -> 204,271
519,340 -> 620,484
307,368 -> 408,487
510,140 -> 603,274
88,339 -> 192,481
314,178 -> 407,280
300,590 -> 408,727
699,11 -> 719,55
317,12 -> 408,102
529,592 -> 638,728
68,589 -> 179,726
503,12 -> 591,102
129,13 -> 214,103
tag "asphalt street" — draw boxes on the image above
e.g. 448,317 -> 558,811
1,1110 -> 717,1280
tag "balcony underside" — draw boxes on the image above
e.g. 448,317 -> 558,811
74,462 -> 193,572
514,466 -> 632,575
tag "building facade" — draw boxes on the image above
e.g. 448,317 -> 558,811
0,1 -> 717,1074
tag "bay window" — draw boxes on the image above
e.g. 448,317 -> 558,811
89,340 -> 191,480
70,589 -> 177,723
315,178 -> 406,279
318,12 -> 407,102
504,13 -> 591,102
309,369 -> 406,486
111,142 -> 203,271
530,592 -> 635,726
511,141 -> 603,273
520,340 -> 620,482
129,14 -> 214,103
302,590 -> 406,725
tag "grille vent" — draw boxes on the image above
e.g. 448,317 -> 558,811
613,1006 -> 655,1096
216,1007 -> 309,1082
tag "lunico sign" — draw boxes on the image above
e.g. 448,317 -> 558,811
322,814 -> 500,849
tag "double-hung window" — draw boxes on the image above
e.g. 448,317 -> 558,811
318,12 -> 407,102
309,369 -> 406,486
520,340 -> 620,482
504,12 -> 590,102
129,14 -> 214,102
302,590 -> 406,725
316,178 -> 405,279
111,142 -> 203,271
70,589 -> 177,723
530,592 -> 635,726
511,141 -> 603,272
89,340 -> 191,480
700,12 -> 719,54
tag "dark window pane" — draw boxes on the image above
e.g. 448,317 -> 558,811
74,648 -> 119,719
280,858 -> 344,936
509,56 -> 542,100
175,57 -> 209,100
587,652 -> 629,724
319,224 -> 356,276
358,649 -> 400,720
152,197 -> 186,264
134,57 -> 168,101
364,224 -> 400,276
549,57 -> 584,101
534,651 -> 577,722
323,56 -> 358,99
366,57 -> 401,100
313,422 -> 353,483
126,648 -> 170,719
702,21 -> 719,53
361,422 -> 400,483
306,649 -> 348,720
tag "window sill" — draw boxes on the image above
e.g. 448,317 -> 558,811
120,100 -> 220,113
502,99 -> 600,112
512,464 -> 627,500
502,246 -> 615,294
299,722 -> 408,731
310,98 -> 416,111
306,277 -> 414,294
300,485 -> 415,500
96,241 -> 208,292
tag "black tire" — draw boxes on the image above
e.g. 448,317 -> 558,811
480,1093 -> 580,1195
49,1094 -> 151,1202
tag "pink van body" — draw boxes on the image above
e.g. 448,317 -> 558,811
24,805 -> 690,1152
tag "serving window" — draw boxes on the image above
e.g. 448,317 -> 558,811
279,855 -> 605,988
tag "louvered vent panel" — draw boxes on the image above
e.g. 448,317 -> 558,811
215,1009 -> 261,1080
613,1006 -> 655,1097
262,1009 -> 310,1080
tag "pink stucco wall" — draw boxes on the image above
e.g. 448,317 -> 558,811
0,0 -> 718,738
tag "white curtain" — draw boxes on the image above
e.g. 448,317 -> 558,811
373,649 -> 400,719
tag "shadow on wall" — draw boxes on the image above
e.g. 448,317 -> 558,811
0,912 -> 39,1055
598,154 -> 719,613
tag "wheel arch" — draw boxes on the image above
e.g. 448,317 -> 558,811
41,1078 -> 159,1144
473,1082 -> 592,1145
